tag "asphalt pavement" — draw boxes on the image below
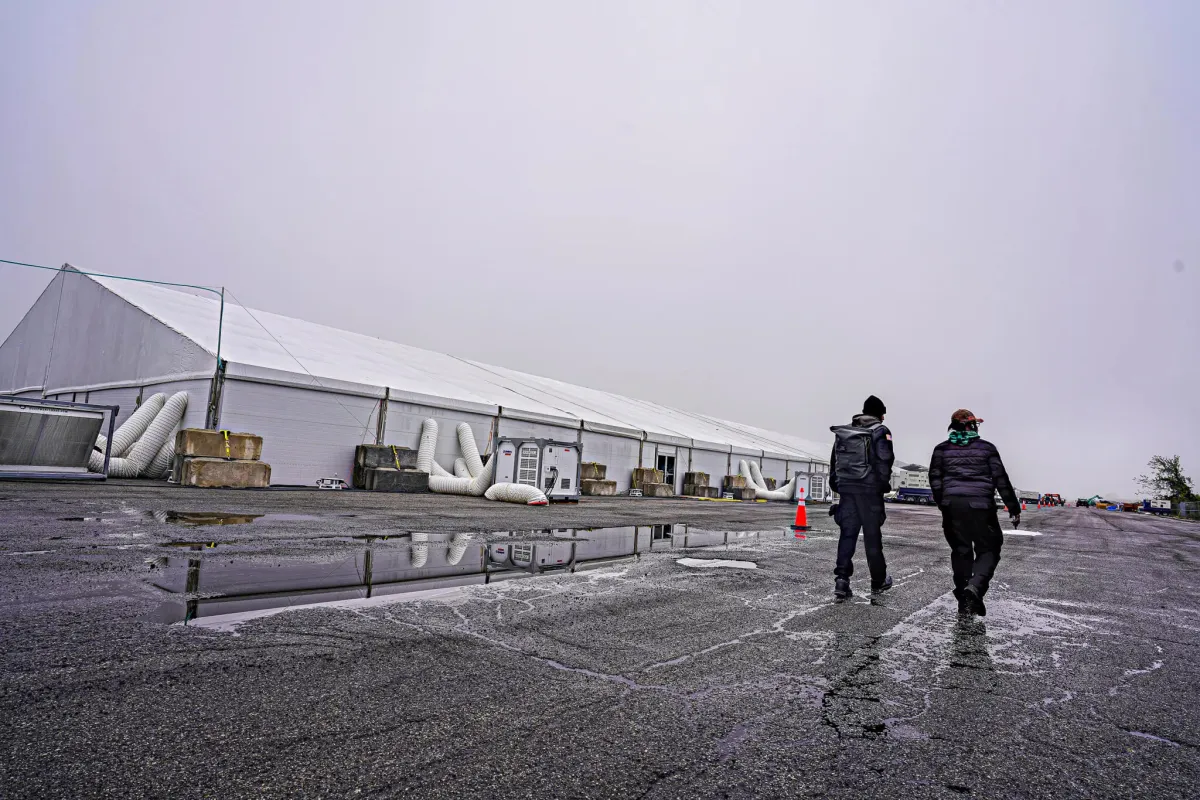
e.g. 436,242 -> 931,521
0,482 -> 1197,799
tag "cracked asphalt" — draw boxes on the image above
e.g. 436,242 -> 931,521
1,481 -> 1198,798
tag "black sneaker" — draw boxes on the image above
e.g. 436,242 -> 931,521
834,578 -> 852,599
871,575 -> 893,594
962,585 -> 987,617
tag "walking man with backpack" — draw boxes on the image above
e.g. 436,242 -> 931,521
928,409 -> 1021,616
829,395 -> 895,599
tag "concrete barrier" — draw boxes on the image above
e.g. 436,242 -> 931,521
175,429 -> 263,461
178,457 -> 271,488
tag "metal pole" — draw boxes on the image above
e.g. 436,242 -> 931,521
216,287 -> 225,372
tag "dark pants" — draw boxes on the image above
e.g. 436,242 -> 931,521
941,503 -> 1004,597
834,492 -> 888,585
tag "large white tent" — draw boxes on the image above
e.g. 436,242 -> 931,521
0,268 -> 831,491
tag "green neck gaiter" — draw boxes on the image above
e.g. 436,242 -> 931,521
948,430 -> 979,446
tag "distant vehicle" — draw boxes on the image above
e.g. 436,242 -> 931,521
1076,498 -> 1090,507
1016,489 -> 1040,506
1041,493 -> 1064,506
894,487 -> 935,505
1143,499 -> 1172,515
1121,502 -> 1140,513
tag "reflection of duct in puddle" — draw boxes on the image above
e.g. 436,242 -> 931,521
141,526 -> 790,630
447,533 -> 470,566
410,531 -> 429,568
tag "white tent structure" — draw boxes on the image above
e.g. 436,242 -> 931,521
0,267 -> 831,491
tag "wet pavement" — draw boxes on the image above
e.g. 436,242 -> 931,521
1,482 -> 1198,798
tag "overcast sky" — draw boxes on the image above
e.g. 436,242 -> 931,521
2,1 -> 1197,499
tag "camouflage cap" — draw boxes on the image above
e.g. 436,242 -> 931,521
951,409 -> 984,425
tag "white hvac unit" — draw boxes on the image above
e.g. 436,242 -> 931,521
493,439 -> 581,501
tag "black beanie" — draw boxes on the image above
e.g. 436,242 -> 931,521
863,395 -> 887,417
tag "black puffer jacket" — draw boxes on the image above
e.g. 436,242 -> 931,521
929,437 -> 1019,510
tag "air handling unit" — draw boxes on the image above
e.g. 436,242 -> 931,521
0,397 -> 117,480
493,439 -> 581,501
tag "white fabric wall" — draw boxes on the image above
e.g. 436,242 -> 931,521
688,449 -> 730,489
579,431 -> 640,492
48,272 -> 214,392
219,379 -> 379,485
761,457 -> 788,484
142,378 -> 212,431
84,387 -> 143,428
496,417 -> 578,444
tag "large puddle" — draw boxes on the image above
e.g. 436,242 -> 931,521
146,525 -> 787,627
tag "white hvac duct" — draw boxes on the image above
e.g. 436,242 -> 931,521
739,459 -> 796,502
484,483 -> 549,505
453,458 -> 470,479
114,393 -> 166,456
749,461 -> 768,492
447,533 -> 470,566
146,438 -> 176,481
418,417 -> 493,496
416,418 -> 439,473
410,532 -> 429,569
88,393 -> 167,472
457,422 -> 485,478
107,392 -> 188,478
428,458 -> 493,496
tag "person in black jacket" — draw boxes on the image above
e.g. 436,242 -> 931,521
829,395 -> 895,599
928,409 -> 1020,616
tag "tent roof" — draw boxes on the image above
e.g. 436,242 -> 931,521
91,273 -> 829,460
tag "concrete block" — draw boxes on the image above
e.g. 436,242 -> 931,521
581,478 -> 617,496
580,462 -> 608,481
683,484 -> 719,498
683,471 -> 710,487
632,468 -> 664,489
737,487 -> 758,501
175,429 -> 263,461
641,482 -> 675,498
355,444 -> 417,470
353,445 -> 418,488
764,477 -> 778,490
363,467 -> 429,493
178,457 -> 271,489
722,475 -> 747,490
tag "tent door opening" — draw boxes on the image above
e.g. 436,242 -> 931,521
656,454 -> 676,488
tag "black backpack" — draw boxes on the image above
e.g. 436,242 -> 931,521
830,423 -> 880,483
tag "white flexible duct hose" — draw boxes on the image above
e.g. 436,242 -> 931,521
107,392 -> 189,478
88,393 -> 166,472
485,482 -> 549,505
147,440 -> 175,480
410,532 -> 429,569
145,392 -> 189,479
114,394 -> 167,457
447,533 -> 470,565
88,433 -> 109,473
738,459 -> 794,500
457,422 -> 485,478
453,458 -> 470,479
416,418 -> 439,473
431,461 -> 453,477
749,461 -> 769,492
428,456 -> 493,496
739,460 -> 761,490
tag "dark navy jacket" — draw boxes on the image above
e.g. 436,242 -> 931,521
929,437 -> 1019,511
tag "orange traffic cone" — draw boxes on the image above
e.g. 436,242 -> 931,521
1022,502 -> 1027,511
791,487 -> 810,532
